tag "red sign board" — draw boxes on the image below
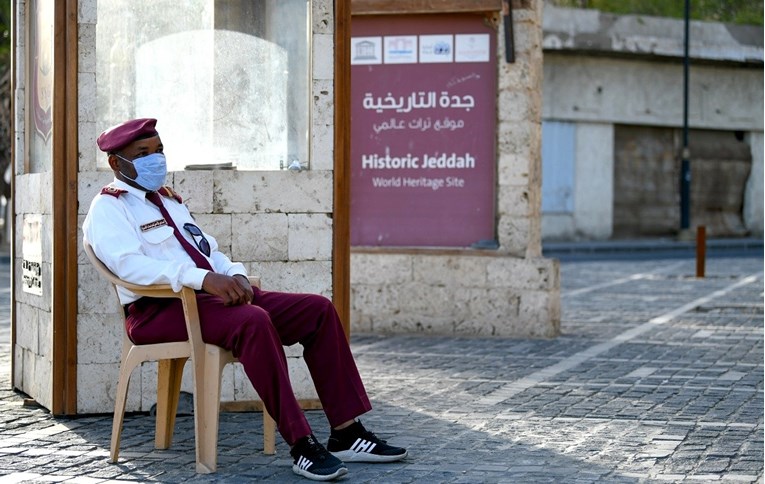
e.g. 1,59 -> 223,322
350,14 -> 497,247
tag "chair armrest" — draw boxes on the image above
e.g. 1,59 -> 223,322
85,241 -> 261,298
247,276 -> 261,289
123,283 -> 182,299
129,274 -> 260,297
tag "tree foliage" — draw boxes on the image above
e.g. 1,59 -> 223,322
548,0 -> 764,26
0,0 -> 8,64
0,1 -> 9,207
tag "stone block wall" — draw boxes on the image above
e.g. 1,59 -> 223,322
352,253 -> 559,337
13,197 -> 55,410
350,1 -> 561,338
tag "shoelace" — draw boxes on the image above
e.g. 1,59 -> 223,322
359,429 -> 388,444
301,435 -> 330,461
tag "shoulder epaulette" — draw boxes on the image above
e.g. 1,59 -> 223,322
158,185 -> 183,204
100,186 -> 127,198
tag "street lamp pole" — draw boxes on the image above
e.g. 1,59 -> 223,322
680,0 -> 691,231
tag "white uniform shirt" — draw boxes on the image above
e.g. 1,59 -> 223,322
83,179 -> 247,304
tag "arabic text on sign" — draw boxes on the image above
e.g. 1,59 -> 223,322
363,91 -> 475,113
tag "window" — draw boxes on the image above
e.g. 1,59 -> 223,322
96,0 -> 310,171
26,0 -> 54,173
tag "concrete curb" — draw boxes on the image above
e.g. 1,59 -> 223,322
543,237 -> 763,258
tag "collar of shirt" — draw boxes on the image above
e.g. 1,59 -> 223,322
110,178 -> 151,201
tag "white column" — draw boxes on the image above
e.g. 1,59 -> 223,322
574,122 -> 614,239
743,131 -> 763,236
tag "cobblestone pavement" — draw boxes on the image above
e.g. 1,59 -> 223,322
0,253 -> 762,483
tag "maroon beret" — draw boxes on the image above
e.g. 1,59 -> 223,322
97,118 -> 159,153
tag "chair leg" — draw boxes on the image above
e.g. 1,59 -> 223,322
155,358 -> 186,449
110,359 -> 136,463
194,347 -> 226,474
263,409 -> 276,455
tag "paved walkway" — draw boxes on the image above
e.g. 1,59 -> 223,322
0,252 -> 762,482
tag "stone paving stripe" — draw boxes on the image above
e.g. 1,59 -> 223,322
693,329 -> 715,338
562,261 -> 684,298
625,366 -> 658,378
564,273 -> 648,298
534,415 -> 760,430
719,475 -> 762,482
478,273 -> 761,405
0,473 -> 44,484
645,274 -> 760,326
9,424 -> 74,443
718,371 -> 747,381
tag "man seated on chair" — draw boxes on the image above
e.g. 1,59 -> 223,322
82,118 -> 407,481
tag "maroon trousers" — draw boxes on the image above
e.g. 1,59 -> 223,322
126,286 -> 372,445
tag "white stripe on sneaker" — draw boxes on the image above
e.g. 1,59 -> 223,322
350,438 -> 377,454
297,456 -> 312,470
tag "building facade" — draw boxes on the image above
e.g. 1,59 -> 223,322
541,5 -> 764,241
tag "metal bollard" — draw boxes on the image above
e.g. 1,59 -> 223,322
696,226 -> 706,278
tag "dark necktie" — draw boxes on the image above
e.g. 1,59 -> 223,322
145,191 -> 214,271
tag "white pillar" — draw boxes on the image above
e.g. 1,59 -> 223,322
574,122 -> 614,239
743,131 -> 763,236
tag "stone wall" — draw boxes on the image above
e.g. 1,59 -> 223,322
351,253 -> 559,337
13,177 -> 55,411
350,1 -> 561,338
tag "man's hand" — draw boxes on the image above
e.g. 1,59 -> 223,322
201,273 -> 253,306
233,274 -> 255,303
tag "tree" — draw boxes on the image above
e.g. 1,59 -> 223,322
548,0 -> 764,25
0,0 -> 10,206
0,0 -> 10,246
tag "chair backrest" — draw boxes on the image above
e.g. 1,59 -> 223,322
83,241 -> 206,351
84,241 -> 120,285
84,241 -> 178,297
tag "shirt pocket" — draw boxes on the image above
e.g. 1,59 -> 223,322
140,225 -> 176,249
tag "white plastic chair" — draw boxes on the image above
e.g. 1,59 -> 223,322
84,242 -> 276,473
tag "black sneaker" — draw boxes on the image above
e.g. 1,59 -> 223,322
327,420 -> 408,463
290,434 -> 348,481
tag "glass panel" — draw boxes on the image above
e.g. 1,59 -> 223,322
26,0 -> 54,173
96,0 -> 310,171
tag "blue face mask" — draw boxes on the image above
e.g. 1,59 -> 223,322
116,153 -> 167,192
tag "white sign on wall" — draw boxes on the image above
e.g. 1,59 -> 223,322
384,35 -> 417,64
22,215 -> 43,296
455,34 -> 490,62
419,34 -> 454,63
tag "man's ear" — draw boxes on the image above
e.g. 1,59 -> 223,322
107,154 -> 120,171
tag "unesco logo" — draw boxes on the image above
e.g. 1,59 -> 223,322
354,40 -> 378,61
